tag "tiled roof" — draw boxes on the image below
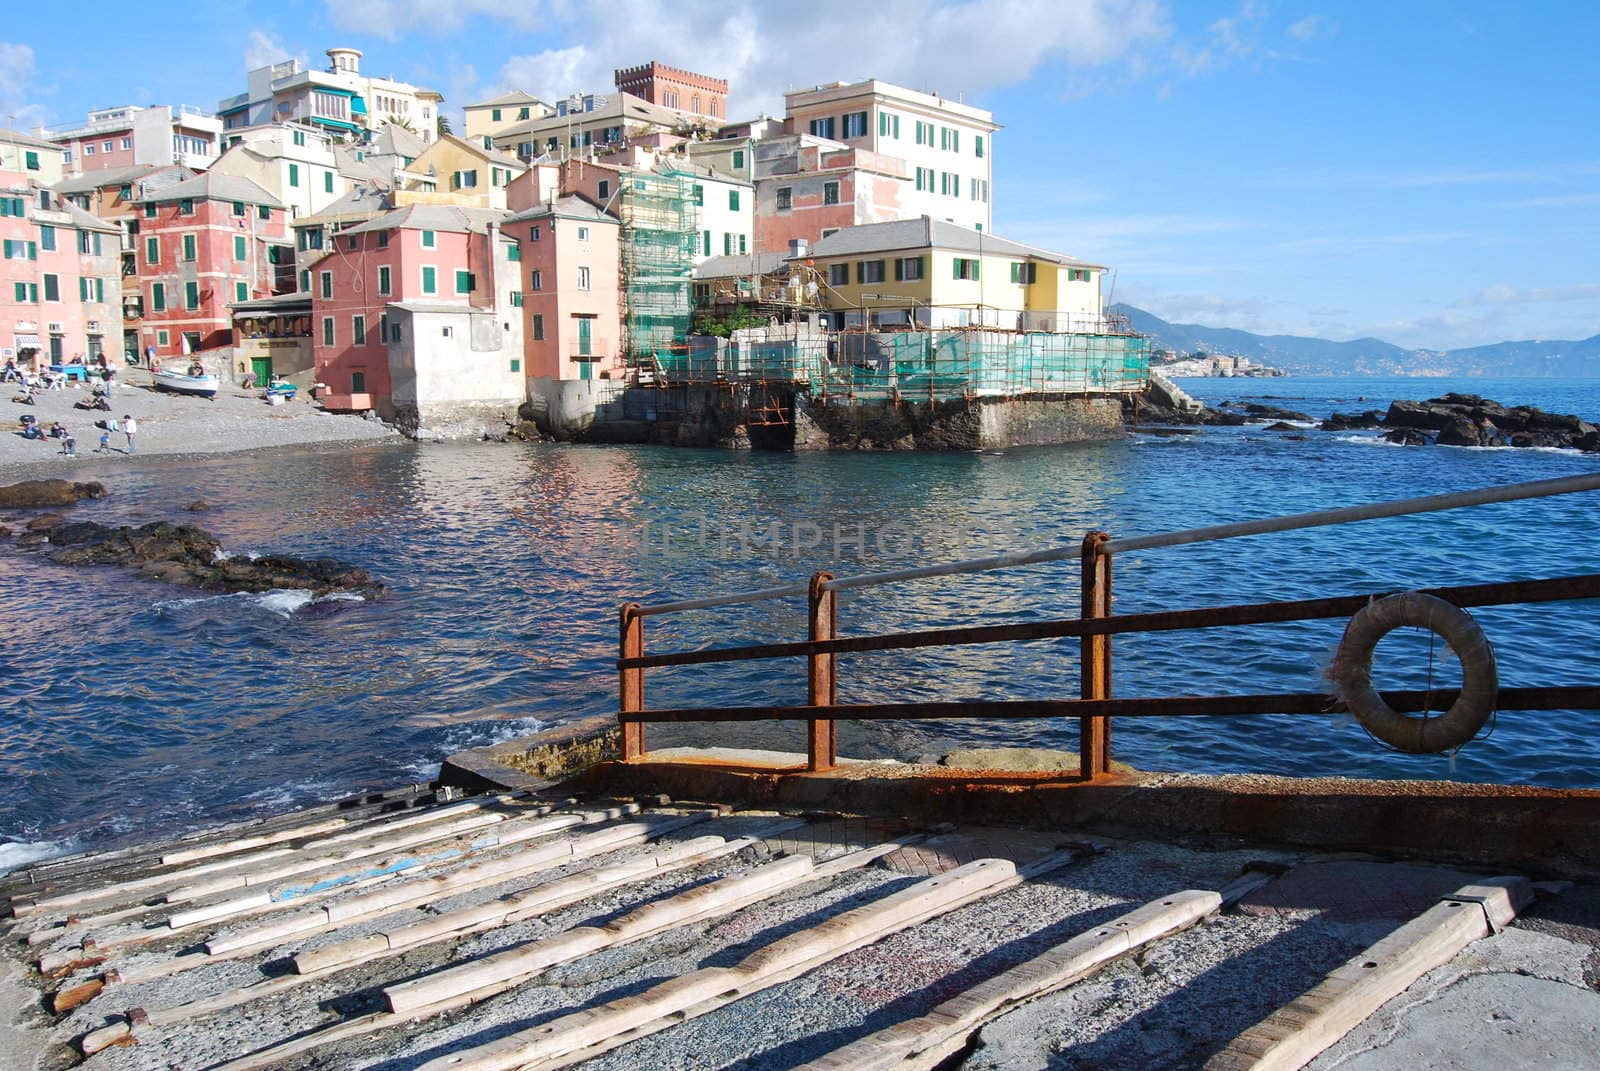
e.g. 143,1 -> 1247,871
797,217 -> 1103,269
505,194 -> 616,224
694,252 -> 785,278
139,172 -> 285,209
50,164 -> 166,195
343,203 -> 510,236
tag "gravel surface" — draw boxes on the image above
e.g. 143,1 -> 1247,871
0,368 -> 397,477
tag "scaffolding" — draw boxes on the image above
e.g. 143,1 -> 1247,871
649,325 -> 1149,404
620,169 -> 698,359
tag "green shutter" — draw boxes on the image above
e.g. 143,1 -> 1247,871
455,269 -> 474,293
39,225 -> 54,251
24,150 -> 39,170
421,230 -> 435,248
43,275 -> 58,301
325,171 -> 334,193
185,281 -> 199,309
146,236 -> 158,263
183,234 -> 196,261
236,281 -> 248,301
289,163 -> 299,186
234,235 -> 247,261
422,266 -> 436,293
152,283 -> 165,311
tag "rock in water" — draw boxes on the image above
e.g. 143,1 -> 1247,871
183,499 -> 212,512
33,520 -> 382,597
1383,394 -> 1600,450
0,480 -> 108,509
1319,409 -> 1385,431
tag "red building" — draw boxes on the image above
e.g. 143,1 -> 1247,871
133,173 -> 288,361
753,137 -> 910,255
613,62 -> 728,120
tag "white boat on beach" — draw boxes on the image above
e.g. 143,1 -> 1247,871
152,369 -> 220,399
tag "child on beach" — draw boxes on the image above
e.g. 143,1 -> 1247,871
60,435 -> 76,457
97,428 -> 110,453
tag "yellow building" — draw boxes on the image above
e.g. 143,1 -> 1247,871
403,134 -> 529,210
462,91 -> 553,142
755,216 -> 1107,332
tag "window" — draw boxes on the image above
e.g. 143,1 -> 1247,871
421,230 -> 435,248
78,231 -> 102,255
491,108 -> 502,122
702,230 -> 711,255
577,267 -> 591,290
842,111 -> 868,138
352,315 -> 365,344
151,282 -> 166,311
723,233 -> 733,255
120,184 -> 132,199
519,107 -> 530,120
350,370 -> 365,393
828,263 -> 849,286
319,271 -> 332,298
102,140 -> 113,152
507,243 -> 520,261
231,201 -> 246,217
181,234 -> 197,262
530,269 -> 542,291
421,266 -> 437,294
940,127 -> 961,152
143,202 -> 156,219
455,269 -> 475,293
732,149 -> 745,169
292,130 -> 306,146
452,169 -> 478,190
378,266 -> 391,294
878,111 -> 900,138
299,270 -> 310,292
952,257 -> 980,281
39,225 -> 55,251
531,314 -> 544,340
691,184 -> 704,206
258,205 -> 270,220
728,190 -> 740,211
808,116 -> 836,140
739,234 -> 747,254
971,179 -> 989,202
823,181 -> 840,205
184,281 -> 200,309
1068,269 -> 1092,282
597,180 -> 610,200
156,329 -> 169,345
577,226 -> 590,241
288,163 -> 300,187
179,198 -> 194,215
529,225 -> 540,241
234,235 -> 247,261
83,143 -> 95,155
857,260 -> 885,284
1009,262 -> 1037,284
347,235 -> 358,250
377,231 -> 390,249
509,358 -> 520,372
324,171 -> 334,194
942,172 -> 960,197
235,281 -> 249,301
509,291 -> 523,307
24,150 -> 39,171
895,256 -> 924,281
915,121 -> 933,146
975,135 -> 985,158
776,187 -> 792,211
13,282 -> 35,302
322,317 -> 334,346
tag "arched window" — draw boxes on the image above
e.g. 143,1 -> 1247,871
691,94 -> 701,114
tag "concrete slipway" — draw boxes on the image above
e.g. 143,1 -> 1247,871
3,722 -> 1597,1071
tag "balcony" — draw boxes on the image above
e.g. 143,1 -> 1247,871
569,338 -> 609,358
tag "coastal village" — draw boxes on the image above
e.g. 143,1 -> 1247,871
1,51 -> 1148,453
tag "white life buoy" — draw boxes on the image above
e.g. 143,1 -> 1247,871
1331,592 -> 1498,754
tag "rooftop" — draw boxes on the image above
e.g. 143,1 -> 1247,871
694,251 -> 787,278
798,216 -> 1103,269
506,193 -> 617,225
138,172 -> 285,209
343,202 -> 510,236
0,127 -> 65,152
50,164 -> 167,195
466,90 -> 549,110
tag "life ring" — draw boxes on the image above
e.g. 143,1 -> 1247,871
1331,592 -> 1498,754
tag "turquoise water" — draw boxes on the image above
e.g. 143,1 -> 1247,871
2,375 -> 1599,864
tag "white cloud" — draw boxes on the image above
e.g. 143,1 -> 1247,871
0,42 -> 48,129
327,0 -> 1173,115
244,30 -> 304,71
1453,282 -> 1600,307
1287,14 -> 1333,40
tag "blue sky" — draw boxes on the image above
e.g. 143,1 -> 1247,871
3,0 -> 1597,350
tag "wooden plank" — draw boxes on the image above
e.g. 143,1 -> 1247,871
411,857 -> 1034,1071
799,889 -> 1220,1070
1203,877 -> 1532,1071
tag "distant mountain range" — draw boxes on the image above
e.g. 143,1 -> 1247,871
1112,304 -> 1600,377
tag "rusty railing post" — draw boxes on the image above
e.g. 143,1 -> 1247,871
807,572 -> 838,771
619,602 -> 645,761
1079,531 -> 1113,779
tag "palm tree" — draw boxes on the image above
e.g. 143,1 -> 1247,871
436,114 -> 452,137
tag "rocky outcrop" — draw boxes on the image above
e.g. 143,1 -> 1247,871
1235,402 -> 1313,422
0,479 -> 108,509
1320,409 -> 1385,431
23,519 -> 383,596
1382,393 -> 1600,450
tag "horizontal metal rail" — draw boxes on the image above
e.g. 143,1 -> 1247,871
620,574 -> 1600,671
629,473 -> 1600,615
619,686 -> 1600,724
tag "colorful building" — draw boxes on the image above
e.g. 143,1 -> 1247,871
613,62 -> 728,120
305,202 -> 519,423
462,92 -> 552,142
491,92 -> 702,163
783,80 -> 996,234
1,170 -> 123,368
747,134 -> 910,254
210,123 -> 357,220
506,195 -> 622,382
555,153 -> 750,266
45,105 -> 221,176
1,129 -> 68,187
218,48 -> 439,144
132,173 -> 288,361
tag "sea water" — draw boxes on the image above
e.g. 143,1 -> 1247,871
2,375 -> 1598,865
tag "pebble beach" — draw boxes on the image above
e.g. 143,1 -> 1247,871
0,368 -> 399,476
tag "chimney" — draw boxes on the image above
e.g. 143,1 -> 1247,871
788,238 -> 808,258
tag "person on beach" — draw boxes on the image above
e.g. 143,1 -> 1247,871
97,428 -> 111,453
60,434 -> 76,457
101,366 -> 115,398
48,421 -> 67,440
1,359 -> 18,383
11,387 -> 34,405
123,415 -> 138,454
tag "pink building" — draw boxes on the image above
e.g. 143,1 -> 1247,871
1,165 -> 122,369
507,195 -> 621,382
752,136 -> 909,254
133,173 -> 288,361
308,203 -> 515,415
613,62 -> 728,120
47,105 -> 222,176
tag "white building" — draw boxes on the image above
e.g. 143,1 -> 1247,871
44,106 -> 222,176
783,80 -> 996,232
210,123 -> 353,219
217,48 -> 441,145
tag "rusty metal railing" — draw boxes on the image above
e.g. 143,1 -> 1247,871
616,473 -> 1600,777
